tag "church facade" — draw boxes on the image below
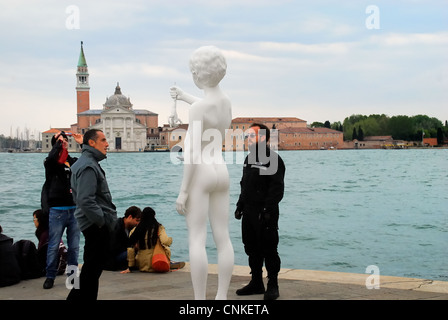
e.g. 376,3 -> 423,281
80,83 -> 156,152
42,42 -> 159,152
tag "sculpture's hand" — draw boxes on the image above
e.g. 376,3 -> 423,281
176,191 -> 188,215
170,86 -> 184,101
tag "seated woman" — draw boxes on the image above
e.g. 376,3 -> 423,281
120,207 -> 172,273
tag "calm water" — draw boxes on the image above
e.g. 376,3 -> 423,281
0,149 -> 446,280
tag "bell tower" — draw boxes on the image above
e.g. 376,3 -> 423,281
76,41 -> 90,115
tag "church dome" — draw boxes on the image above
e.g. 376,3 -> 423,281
103,83 -> 133,109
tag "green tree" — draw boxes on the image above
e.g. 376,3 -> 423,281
358,126 -> 364,141
389,115 -> 415,140
413,115 -> 443,132
437,127 -> 444,145
352,127 -> 358,140
311,121 -> 325,128
331,121 -> 343,131
341,113 -> 445,142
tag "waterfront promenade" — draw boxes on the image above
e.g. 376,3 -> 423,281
1,263 -> 447,301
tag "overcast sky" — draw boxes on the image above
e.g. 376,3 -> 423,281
1,0 -> 447,137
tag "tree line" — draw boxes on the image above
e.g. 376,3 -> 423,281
311,114 -> 447,143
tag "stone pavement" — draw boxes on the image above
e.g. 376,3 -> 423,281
1,263 -> 447,301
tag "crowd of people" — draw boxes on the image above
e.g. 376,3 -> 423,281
0,129 -> 185,299
1,123 -> 285,301
2,46 -> 286,301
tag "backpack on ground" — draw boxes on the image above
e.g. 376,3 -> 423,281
13,239 -> 43,280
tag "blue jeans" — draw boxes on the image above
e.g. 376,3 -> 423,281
46,207 -> 80,279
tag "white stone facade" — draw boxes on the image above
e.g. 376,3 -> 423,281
90,84 -> 148,152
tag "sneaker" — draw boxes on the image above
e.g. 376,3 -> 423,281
170,261 -> 186,270
43,278 -> 54,289
236,280 -> 265,295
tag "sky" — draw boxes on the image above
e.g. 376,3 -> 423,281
0,0 -> 447,137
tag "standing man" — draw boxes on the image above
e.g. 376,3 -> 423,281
42,131 -> 82,289
67,129 -> 117,301
235,123 -> 285,300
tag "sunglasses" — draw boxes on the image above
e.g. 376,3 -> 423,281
245,133 -> 257,139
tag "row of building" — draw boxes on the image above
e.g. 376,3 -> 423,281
41,42 -> 345,153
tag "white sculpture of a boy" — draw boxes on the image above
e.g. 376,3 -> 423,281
170,46 -> 234,300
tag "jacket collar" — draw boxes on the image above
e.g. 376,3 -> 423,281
81,144 -> 107,162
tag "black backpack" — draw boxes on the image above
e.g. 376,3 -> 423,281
13,240 -> 43,280
0,234 -> 21,287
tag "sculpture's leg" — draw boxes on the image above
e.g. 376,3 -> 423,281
209,189 -> 234,300
185,191 -> 209,300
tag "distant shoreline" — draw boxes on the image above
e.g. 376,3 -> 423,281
2,146 -> 447,154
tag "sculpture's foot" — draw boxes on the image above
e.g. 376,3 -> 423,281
215,293 -> 227,300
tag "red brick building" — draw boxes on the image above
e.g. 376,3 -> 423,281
227,117 -> 343,150
423,138 -> 438,146
279,127 -> 343,150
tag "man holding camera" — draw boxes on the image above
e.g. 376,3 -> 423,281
41,131 -> 83,289
234,123 -> 285,300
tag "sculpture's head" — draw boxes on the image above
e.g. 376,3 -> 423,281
189,46 -> 227,89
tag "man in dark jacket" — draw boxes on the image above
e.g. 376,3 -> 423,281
106,206 -> 141,271
235,123 -> 285,300
41,131 -> 82,289
0,225 -> 21,287
67,129 -> 117,301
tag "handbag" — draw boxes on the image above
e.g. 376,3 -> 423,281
152,238 -> 170,272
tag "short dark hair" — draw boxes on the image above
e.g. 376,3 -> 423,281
124,206 -> 142,219
250,123 -> 270,142
83,129 -> 103,145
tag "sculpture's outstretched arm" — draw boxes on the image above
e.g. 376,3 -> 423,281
170,86 -> 201,105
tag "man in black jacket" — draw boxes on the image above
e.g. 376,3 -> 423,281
41,131 -> 83,289
106,206 -> 141,271
235,123 -> 285,300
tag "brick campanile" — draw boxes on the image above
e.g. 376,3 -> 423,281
76,41 -> 90,116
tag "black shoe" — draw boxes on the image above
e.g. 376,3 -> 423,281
264,277 -> 279,300
43,278 -> 54,289
236,280 -> 265,295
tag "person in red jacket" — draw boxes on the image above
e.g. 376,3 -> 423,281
41,131 -> 82,289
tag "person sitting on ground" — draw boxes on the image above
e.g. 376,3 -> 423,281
105,206 -> 141,271
0,225 -> 21,287
33,209 -> 67,277
121,207 -> 177,273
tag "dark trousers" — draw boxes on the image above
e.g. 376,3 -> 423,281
242,206 -> 281,279
67,225 -> 110,301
